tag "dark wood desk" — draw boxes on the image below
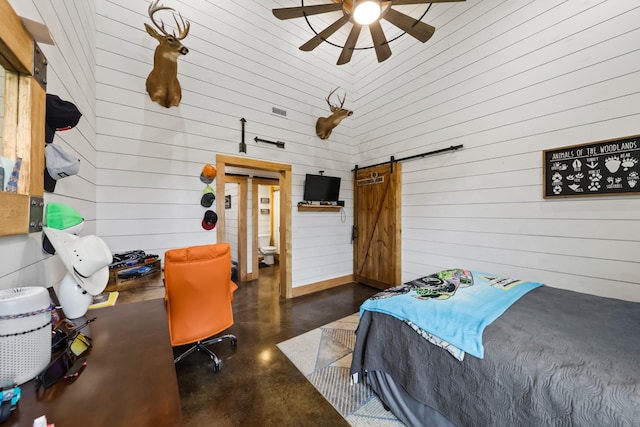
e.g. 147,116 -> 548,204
8,299 -> 182,427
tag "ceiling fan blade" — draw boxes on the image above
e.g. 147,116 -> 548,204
273,3 -> 343,20
337,24 -> 362,65
300,15 -> 350,51
369,21 -> 392,63
392,0 -> 465,5
383,8 -> 435,43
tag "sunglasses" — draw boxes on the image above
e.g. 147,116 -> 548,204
51,317 -> 96,353
36,350 -> 87,389
39,318 -> 96,389
69,332 -> 92,357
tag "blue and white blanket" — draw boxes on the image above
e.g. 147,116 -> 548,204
360,270 -> 544,358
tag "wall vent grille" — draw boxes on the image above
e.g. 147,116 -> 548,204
272,107 -> 287,117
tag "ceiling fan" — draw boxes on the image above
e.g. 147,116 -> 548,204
273,0 -> 465,65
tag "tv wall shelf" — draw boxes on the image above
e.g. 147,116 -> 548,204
297,205 -> 341,212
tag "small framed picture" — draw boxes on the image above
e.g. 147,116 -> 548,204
225,195 -> 231,209
260,197 -> 270,204
260,208 -> 270,215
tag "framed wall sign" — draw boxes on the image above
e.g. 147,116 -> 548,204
543,134 -> 639,199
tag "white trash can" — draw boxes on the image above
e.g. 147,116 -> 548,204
0,287 -> 52,385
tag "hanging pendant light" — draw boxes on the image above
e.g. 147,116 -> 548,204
353,0 -> 381,25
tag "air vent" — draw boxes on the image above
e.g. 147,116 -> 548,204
272,107 -> 287,117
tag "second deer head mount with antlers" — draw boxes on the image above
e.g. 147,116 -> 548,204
316,88 -> 353,140
144,0 -> 190,108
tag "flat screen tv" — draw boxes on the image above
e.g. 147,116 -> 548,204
303,174 -> 341,202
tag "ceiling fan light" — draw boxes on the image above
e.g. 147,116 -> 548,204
353,1 -> 381,25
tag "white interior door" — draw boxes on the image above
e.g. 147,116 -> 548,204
273,188 -> 280,252
224,183 -> 239,262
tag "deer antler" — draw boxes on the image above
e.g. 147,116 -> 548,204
148,0 -> 190,39
172,13 -> 190,40
148,1 -> 173,35
325,88 -> 338,109
326,87 -> 346,111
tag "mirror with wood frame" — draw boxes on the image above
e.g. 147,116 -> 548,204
0,0 -> 47,237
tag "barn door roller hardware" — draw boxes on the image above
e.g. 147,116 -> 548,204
352,144 -> 463,172
254,136 -> 285,149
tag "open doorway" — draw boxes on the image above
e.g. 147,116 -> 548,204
255,179 -> 280,269
224,177 -> 279,282
215,155 -> 292,299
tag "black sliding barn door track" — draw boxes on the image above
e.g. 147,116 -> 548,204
352,144 -> 463,173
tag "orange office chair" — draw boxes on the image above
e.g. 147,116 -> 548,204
164,243 -> 238,372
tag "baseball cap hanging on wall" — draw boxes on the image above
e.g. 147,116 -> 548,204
201,185 -> 215,207
202,210 -> 218,230
44,144 -> 80,192
44,94 -> 82,192
42,203 -> 85,255
45,94 -> 82,143
200,163 -> 217,184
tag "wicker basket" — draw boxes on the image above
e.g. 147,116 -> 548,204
0,287 -> 52,385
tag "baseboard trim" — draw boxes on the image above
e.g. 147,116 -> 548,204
291,274 -> 355,298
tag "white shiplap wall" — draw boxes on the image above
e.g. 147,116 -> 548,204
1,0 -> 97,290
2,0 -> 639,301
95,0 -> 356,288
351,0 -> 640,301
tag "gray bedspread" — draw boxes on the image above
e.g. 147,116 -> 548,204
351,286 -> 640,426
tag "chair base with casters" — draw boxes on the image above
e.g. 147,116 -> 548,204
173,334 -> 237,372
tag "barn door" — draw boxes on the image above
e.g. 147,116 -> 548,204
353,163 -> 401,290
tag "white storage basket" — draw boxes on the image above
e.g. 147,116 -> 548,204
0,287 -> 52,385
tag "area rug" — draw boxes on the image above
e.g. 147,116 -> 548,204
277,313 -> 404,426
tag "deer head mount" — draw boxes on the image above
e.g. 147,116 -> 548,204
315,88 -> 353,140
144,0 -> 190,108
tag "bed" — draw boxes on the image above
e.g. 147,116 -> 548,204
350,270 -> 640,427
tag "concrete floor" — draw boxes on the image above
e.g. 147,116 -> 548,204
118,264 -> 378,426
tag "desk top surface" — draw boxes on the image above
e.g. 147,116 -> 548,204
8,298 -> 182,427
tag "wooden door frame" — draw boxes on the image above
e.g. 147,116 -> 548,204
216,155 -> 292,299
